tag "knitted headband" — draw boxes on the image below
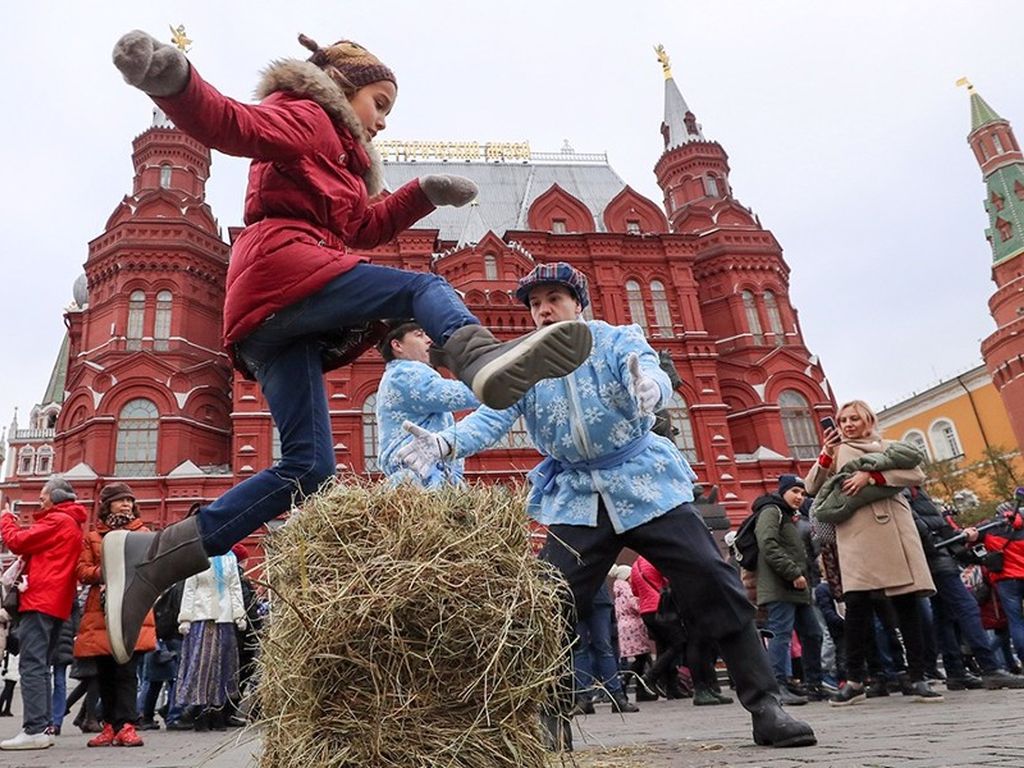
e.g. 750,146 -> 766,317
298,33 -> 396,90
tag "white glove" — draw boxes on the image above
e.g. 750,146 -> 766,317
396,421 -> 452,480
235,617 -> 248,631
178,621 -> 191,636
627,353 -> 662,416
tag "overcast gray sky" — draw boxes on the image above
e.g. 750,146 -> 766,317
1,1 -> 1020,457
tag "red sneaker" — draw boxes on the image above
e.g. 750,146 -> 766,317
113,723 -> 144,747
87,723 -> 116,747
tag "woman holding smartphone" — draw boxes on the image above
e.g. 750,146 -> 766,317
805,400 -> 941,706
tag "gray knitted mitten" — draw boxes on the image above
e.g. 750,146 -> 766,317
420,175 -> 478,207
113,30 -> 190,97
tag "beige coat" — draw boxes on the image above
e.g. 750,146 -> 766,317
805,437 -> 934,597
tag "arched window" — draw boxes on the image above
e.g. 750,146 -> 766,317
741,291 -> 764,345
929,419 -> 963,461
704,174 -> 720,197
115,398 -> 159,476
650,280 -> 674,338
483,254 -> 498,280
666,392 -> 699,463
902,430 -> 931,461
35,446 -> 53,475
625,280 -> 648,333
779,390 -> 818,459
126,290 -> 145,351
159,164 -> 172,189
362,393 -> 379,473
17,446 -> 34,475
154,290 -> 172,351
764,291 -> 785,347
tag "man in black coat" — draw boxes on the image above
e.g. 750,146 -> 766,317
908,487 -> 1024,689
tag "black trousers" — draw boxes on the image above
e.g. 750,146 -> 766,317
541,501 -> 773,712
95,653 -> 140,731
845,591 -> 925,683
641,614 -> 687,691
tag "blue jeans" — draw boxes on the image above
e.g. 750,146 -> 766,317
198,264 -> 479,554
51,664 -> 68,726
765,601 -> 823,687
932,571 -> 999,674
995,578 -> 1024,662
573,604 -> 623,697
16,611 -> 62,735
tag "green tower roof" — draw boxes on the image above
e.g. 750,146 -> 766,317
970,90 -> 1004,133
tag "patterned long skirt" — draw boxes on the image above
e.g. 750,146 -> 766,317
175,620 -> 239,709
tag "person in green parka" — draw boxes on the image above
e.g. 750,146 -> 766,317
754,475 -> 825,703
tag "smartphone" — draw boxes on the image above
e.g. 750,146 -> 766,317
819,416 -> 837,433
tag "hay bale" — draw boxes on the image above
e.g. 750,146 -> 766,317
256,481 -> 569,768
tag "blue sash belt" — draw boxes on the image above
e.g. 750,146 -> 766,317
527,432 -> 654,504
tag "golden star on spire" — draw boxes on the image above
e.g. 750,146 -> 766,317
654,44 -> 673,80
170,24 -> 192,53
955,76 -> 974,93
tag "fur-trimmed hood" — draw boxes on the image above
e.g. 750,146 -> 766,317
255,59 -> 384,195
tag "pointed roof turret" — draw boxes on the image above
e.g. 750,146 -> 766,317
456,201 -> 490,249
40,333 -> 70,407
956,77 -> 1006,133
655,44 -> 704,149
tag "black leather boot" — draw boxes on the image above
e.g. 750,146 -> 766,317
610,691 -> 640,713
539,712 -> 573,752
718,624 -> 817,747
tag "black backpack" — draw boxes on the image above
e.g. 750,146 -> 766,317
733,496 -> 784,571
733,511 -> 762,571
154,581 -> 184,642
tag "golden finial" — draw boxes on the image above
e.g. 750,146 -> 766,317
169,24 -> 192,53
955,76 -> 974,93
654,44 -> 673,80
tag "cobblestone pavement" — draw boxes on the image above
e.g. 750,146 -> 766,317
1,687 -> 1021,766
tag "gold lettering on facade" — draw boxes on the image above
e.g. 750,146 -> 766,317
375,140 -> 531,161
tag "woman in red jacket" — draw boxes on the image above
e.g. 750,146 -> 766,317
100,30 -> 593,664
75,485 -> 156,748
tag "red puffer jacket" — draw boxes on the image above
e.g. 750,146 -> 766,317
153,60 -> 435,374
982,525 -> 1024,583
630,557 -> 667,616
0,501 -> 87,620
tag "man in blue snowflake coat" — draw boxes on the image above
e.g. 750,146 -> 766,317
399,263 -> 816,750
375,321 -> 479,487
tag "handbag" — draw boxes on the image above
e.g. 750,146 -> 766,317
640,570 -> 679,625
1,586 -> 17,615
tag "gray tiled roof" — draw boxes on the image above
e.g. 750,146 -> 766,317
382,157 -> 628,241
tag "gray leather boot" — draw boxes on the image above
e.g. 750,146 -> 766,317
102,517 -> 209,663
433,322 -> 592,409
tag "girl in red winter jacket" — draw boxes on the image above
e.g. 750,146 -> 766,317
99,30 -> 593,664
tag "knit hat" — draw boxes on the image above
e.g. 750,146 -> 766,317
298,34 -> 396,91
41,476 -> 76,504
777,475 -> 806,496
232,543 -> 250,563
99,483 -> 135,507
515,262 -> 590,309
